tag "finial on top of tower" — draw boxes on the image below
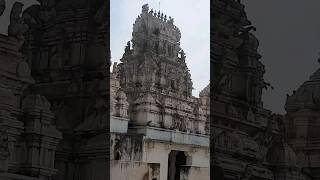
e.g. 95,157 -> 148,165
142,4 -> 149,14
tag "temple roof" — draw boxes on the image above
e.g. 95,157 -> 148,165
267,142 -> 297,167
285,59 -> 320,112
199,83 -> 210,97
132,4 -> 181,42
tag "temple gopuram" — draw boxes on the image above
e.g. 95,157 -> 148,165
212,0 -> 310,179
285,58 -> 320,180
110,4 -> 210,180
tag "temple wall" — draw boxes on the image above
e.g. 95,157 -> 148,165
180,166 -> 209,180
111,161 -> 149,180
76,159 -> 109,180
110,116 -> 129,133
132,127 -> 209,147
142,141 -> 209,180
110,161 -> 160,180
189,148 -> 209,167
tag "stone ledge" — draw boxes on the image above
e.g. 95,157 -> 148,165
128,126 -> 209,147
0,172 -> 39,180
0,34 -> 22,57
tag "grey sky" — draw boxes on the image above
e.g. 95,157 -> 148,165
0,0 -> 38,34
242,0 -> 320,114
111,0 -> 210,97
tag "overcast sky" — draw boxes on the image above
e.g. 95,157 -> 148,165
242,0 -> 320,114
111,0 -> 210,97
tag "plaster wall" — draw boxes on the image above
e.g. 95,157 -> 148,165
142,141 -> 209,180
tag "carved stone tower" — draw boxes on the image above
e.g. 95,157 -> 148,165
21,0 -> 109,179
111,4 -> 209,180
119,4 -> 193,100
212,0 -> 308,179
285,59 -> 320,179
118,4 -> 198,131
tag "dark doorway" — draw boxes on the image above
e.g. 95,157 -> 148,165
167,151 -> 187,180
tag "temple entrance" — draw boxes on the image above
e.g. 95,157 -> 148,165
167,150 -> 187,180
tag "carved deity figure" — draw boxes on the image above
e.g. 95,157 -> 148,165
0,0 -> 5,16
113,138 -> 122,160
116,90 -> 129,118
173,116 -> 182,130
180,118 -> 187,132
142,4 -> 149,14
112,62 -> 119,78
216,49 -> 234,89
37,0 -> 56,22
8,2 -> 29,40
125,41 -> 131,54
168,16 -> 174,24
179,49 -> 186,62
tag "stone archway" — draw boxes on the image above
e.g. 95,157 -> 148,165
167,150 -> 187,180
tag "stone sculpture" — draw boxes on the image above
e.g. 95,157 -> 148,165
168,16 -> 174,24
142,3 -> 149,14
125,41 -> 131,53
37,0 -> 56,22
8,2 -> 29,40
179,49 -> 186,62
